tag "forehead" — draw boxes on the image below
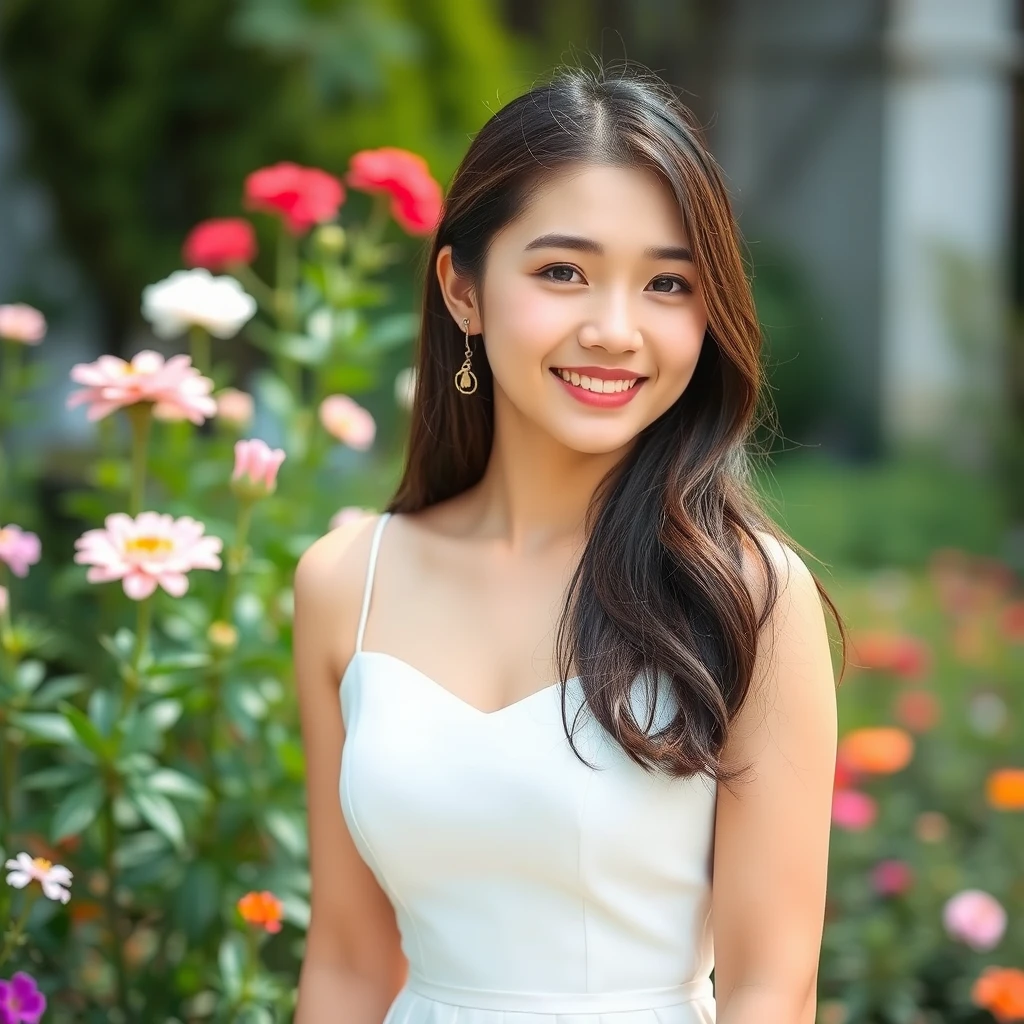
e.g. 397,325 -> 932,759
500,163 -> 689,248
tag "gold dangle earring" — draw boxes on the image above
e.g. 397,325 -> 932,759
454,317 -> 478,395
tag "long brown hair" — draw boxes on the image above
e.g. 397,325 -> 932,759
388,62 -> 847,785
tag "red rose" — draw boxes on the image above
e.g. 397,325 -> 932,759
347,147 -> 443,236
183,218 -> 257,270
244,162 -> 345,235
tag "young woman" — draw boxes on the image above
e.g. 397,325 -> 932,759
294,62 -> 845,1024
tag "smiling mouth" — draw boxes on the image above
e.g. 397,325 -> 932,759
550,368 -> 646,394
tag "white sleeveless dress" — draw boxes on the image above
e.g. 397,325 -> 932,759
339,512 -> 718,1023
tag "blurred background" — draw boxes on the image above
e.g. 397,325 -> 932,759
0,2 -> 1022,1023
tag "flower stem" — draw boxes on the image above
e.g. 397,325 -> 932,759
0,563 -> 17,851
274,225 -> 303,400
126,404 -> 153,517
126,596 -> 153,705
101,787 -> 129,1011
0,890 -> 38,969
189,325 -> 211,377
229,263 -> 275,313
219,499 -> 254,624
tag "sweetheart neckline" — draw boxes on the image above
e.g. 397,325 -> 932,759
339,649 -> 581,719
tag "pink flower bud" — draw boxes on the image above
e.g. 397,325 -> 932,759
0,304 -> 46,344
318,394 -> 375,450
232,439 -> 286,497
216,388 -> 255,427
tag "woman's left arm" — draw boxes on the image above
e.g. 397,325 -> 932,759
711,536 -> 839,1024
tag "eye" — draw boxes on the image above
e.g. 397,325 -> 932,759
538,264 -> 584,284
648,275 -> 692,295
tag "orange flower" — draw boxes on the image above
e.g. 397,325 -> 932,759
971,966 -> 1024,1022
838,727 -> 914,775
987,768 -> 1024,811
237,890 -> 283,934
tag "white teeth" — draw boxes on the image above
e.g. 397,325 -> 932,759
556,369 -> 637,393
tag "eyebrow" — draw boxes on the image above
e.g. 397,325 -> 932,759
523,232 -> 693,263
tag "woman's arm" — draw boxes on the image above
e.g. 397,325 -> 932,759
293,520 -> 408,1024
711,536 -> 839,1024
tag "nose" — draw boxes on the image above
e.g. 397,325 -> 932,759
579,290 -> 642,352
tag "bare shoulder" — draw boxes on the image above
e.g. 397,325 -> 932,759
293,512 -> 383,681
738,528 -> 818,623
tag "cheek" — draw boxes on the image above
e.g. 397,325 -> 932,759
487,277 -> 571,355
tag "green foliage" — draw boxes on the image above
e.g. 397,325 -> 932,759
0,166 -> 422,1020
0,0 -> 533,338
756,453 -> 1010,571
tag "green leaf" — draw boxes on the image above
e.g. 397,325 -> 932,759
262,808 -> 307,859
128,787 -> 186,852
255,369 -> 296,423
59,701 -> 112,759
140,768 -> 210,803
276,331 -> 332,366
114,830 -> 167,870
21,763 -> 91,791
174,859 -> 221,941
33,674 -> 88,707
12,659 -> 46,695
99,629 -> 135,664
139,698 -> 183,733
365,311 -> 417,353
147,652 -> 213,676
9,711 -> 78,746
218,933 -> 246,1001
51,778 -> 105,842
88,689 -> 120,738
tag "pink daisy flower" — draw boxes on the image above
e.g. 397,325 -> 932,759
74,512 -> 223,600
0,525 -> 41,578
5,852 -> 73,904
66,350 -> 217,424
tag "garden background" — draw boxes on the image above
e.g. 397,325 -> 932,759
0,1 -> 1022,1023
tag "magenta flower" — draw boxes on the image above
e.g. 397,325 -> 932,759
0,304 -> 46,345
831,789 -> 877,831
318,394 -> 375,450
74,512 -> 223,600
943,889 -> 1007,951
232,438 -> 286,497
67,350 -> 216,424
0,972 -> 46,1024
0,526 -> 41,579
871,859 -> 914,897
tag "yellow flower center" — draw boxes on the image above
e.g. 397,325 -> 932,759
33,857 -> 53,872
125,536 -> 174,556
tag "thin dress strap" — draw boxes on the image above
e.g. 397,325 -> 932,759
355,511 -> 392,653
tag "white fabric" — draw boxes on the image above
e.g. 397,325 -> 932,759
339,512 -> 718,1022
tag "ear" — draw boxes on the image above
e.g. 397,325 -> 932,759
436,245 -> 482,335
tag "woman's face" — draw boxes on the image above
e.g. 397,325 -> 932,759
469,163 -> 709,455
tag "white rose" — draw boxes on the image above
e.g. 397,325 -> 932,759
142,268 -> 256,339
